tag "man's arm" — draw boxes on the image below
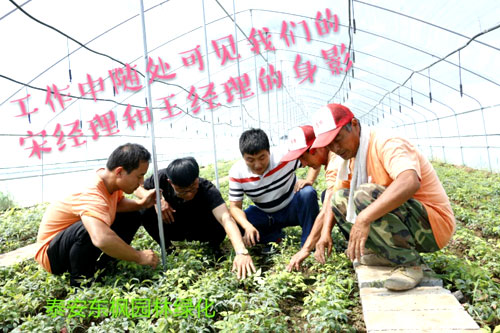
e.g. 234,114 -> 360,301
347,169 -> 420,261
229,200 -> 260,247
314,188 -> 336,264
116,191 -> 156,212
134,185 -> 176,223
212,204 -> 256,279
81,215 -> 158,268
286,187 -> 335,271
294,166 -> 321,192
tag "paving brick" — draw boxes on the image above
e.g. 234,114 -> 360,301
360,286 -> 449,297
364,309 -> 480,331
361,291 -> 463,312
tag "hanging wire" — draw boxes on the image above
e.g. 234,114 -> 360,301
327,0 -> 354,102
25,86 -> 31,124
398,88 -> 402,113
410,77 -> 414,106
351,0 -> 356,34
389,92 -> 392,114
428,68 -> 432,103
458,50 -> 463,97
66,38 -> 72,83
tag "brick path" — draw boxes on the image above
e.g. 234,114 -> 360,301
354,261 -> 481,332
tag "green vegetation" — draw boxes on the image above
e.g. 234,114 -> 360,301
0,161 -> 499,331
433,162 -> 500,237
199,160 -> 235,181
0,203 -> 48,253
422,162 -> 500,330
0,191 -> 15,211
1,225 -> 359,332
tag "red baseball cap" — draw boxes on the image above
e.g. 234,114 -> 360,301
311,104 -> 354,149
280,125 -> 316,162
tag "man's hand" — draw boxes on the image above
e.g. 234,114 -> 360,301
139,189 -> 157,209
314,232 -> 333,264
232,254 -> 256,279
294,179 -> 313,192
286,248 -> 310,272
347,218 -> 370,262
136,249 -> 159,269
243,225 -> 260,247
156,197 -> 176,223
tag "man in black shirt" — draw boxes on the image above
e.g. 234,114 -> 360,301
135,157 -> 256,279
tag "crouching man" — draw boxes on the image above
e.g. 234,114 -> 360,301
228,128 -> 320,254
287,104 -> 455,291
134,157 -> 256,279
35,143 -> 159,286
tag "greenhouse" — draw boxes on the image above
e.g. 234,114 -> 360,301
0,0 -> 499,331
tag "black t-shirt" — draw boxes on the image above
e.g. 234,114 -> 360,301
143,169 -> 225,224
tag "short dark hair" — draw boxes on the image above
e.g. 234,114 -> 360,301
239,128 -> 270,155
166,157 -> 199,187
106,143 -> 151,173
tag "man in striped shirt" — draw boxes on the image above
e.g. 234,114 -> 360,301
229,128 -> 320,253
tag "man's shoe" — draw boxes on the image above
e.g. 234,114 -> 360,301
384,265 -> 423,291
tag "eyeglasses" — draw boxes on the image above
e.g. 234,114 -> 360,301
173,181 -> 199,196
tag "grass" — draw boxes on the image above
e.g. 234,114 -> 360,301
0,203 -> 48,253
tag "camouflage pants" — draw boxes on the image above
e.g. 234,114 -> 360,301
333,183 -> 440,266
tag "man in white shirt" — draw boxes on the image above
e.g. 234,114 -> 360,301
228,128 -> 320,253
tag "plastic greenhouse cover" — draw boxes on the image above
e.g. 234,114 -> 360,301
0,0 -> 499,205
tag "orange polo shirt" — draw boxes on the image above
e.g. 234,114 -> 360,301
35,171 -> 124,273
325,130 -> 455,249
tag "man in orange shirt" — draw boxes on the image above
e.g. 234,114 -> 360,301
35,143 -> 159,286
285,104 -> 455,291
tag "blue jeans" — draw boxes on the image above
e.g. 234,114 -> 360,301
244,185 -> 319,246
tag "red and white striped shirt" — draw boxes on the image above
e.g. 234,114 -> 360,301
229,150 -> 300,213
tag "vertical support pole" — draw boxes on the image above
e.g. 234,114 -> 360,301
281,61 -> 285,135
266,45 -> 271,143
274,55 -> 280,144
202,0 -> 220,188
139,0 -> 167,268
232,0 -> 244,131
251,10 -> 261,128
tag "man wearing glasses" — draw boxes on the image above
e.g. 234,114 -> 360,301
134,157 -> 256,279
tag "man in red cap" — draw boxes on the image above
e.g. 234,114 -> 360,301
286,104 -> 455,291
280,125 -> 349,267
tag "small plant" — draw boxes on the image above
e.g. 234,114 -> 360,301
0,191 -> 15,211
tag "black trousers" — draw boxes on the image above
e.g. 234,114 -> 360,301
46,212 -> 143,286
46,208 -> 225,286
140,206 -> 226,249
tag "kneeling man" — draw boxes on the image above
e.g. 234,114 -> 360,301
289,104 -> 455,291
35,143 -> 159,286
134,157 -> 256,279
228,128 -> 320,253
